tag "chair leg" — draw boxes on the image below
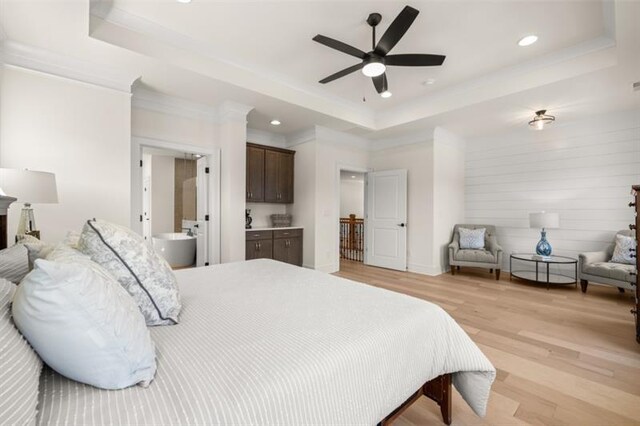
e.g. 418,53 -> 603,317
580,280 -> 588,293
618,287 -> 625,294
496,269 -> 501,280
450,266 -> 455,275
457,266 -> 461,271
489,268 -> 493,273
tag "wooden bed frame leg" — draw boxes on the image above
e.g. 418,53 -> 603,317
378,374 -> 452,426
423,374 -> 452,425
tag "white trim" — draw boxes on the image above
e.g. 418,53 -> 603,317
286,127 -> 316,148
132,88 -> 218,121
130,136 -> 221,265
0,41 -> 137,93
218,101 -> 254,122
408,262 -> 444,276
246,128 -> 287,148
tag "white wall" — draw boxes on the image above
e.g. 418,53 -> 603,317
150,155 -> 175,234
433,127 -> 466,272
340,178 -> 364,218
0,66 -> 132,243
132,108 -> 216,150
371,141 -> 436,275
465,108 -> 640,271
246,202 -> 286,227
286,140 -> 316,268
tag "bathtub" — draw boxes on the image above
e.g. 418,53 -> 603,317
153,233 -> 196,268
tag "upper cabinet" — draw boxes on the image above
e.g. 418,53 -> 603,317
246,146 -> 265,202
246,143 -> 295,204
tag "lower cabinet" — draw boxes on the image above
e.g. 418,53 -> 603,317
245,231 -> 273,260
245,228 -> 303,266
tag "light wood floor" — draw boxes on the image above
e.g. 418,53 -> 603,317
335,260 -> 640,426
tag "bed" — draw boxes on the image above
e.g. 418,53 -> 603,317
35,259 -> 495,425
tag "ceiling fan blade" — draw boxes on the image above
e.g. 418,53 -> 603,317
372,73 -> 388,94
385,54 -> 446,67
313,34 -> 366,59
374,5 -> 419,56
319,63 -> 364,84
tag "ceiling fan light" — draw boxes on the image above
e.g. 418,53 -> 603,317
528,109 -> 555,130
381,91 -> 392,98
362,61 -> 386,77
518,35 -> 538,46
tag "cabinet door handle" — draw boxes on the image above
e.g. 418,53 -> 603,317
255,242 -> 259,251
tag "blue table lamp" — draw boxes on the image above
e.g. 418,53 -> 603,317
529,212 -> 560,257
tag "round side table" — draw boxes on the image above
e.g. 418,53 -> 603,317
510,253 -> 578,290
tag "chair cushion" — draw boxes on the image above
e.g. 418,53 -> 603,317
610,234 -> 636,265
454,249 -> 496,263
583,262 -> 636,282
459,227 -> 486,249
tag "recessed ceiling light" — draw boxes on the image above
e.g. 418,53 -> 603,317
176,0 -> 192,3
518,35 -> 538,47
351,175 -> 356,179
422,78 -> 436,86
270,119 -> 281,126
380,91 -> 392,98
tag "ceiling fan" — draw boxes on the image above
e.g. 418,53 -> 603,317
312,5 -> 445,96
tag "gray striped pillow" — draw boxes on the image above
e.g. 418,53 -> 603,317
0,244 -> 29,284
0,278 -> 43,425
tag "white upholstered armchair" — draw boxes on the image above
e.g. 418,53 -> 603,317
578,230 -> 636,293
448,224 -> 503,280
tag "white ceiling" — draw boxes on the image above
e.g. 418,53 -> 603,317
0,0 -> 638,141
109,0 -> 606,110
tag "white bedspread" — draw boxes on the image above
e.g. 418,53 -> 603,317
37,259 -> 495,425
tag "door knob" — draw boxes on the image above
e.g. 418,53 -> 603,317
397,223 -> 406,227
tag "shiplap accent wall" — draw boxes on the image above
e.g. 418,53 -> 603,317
465,109 -> 640,271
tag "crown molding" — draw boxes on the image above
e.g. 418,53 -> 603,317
247,128 -> 287,148
0,41 -> 137,93
218,101 -> 253,123
132,87 -> 218,121
285,127 -> 316,148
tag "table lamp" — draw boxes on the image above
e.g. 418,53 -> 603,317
0,168 -> 58,239
529,211 -> 559,258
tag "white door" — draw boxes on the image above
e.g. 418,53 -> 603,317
195,156 -> 209,266
365,169 -> 407,271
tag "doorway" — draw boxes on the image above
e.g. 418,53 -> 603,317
139,146 -> 211,269
339,170 -> 366,269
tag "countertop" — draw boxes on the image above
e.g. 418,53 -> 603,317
245,226 -> 303,232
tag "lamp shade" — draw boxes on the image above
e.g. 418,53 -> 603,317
529,212 -> 559,229
0,169 -> 58,204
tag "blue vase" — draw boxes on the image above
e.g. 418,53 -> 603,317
536,229 -> 552,256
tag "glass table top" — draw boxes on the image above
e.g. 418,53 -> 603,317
510,253 -> 577,264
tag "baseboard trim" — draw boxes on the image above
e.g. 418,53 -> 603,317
408,263 -> 444,276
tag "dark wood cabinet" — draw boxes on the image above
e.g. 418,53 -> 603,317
273,229 -> 303,266
246,228 -> 302,266
246,146 -> 265,202
247,143 -> 295,204
245,230 -> 273,260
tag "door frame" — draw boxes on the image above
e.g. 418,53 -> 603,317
334,163 -> 371,272
131,136 -> 221,265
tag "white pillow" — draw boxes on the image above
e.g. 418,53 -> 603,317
78,219 -> 181,326
610,234 -> 637,265
12,259 -> 157,390
459,227 -> 486,250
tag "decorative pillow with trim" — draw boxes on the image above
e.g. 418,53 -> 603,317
0,278 -> 42,425
610,234 -> 637,265
459,227 -> 486,250
78,219 -> 181,326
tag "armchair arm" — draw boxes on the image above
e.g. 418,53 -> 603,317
578,251 -> 609,271
485,235 -> 502,256
448,239 -> 459,263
